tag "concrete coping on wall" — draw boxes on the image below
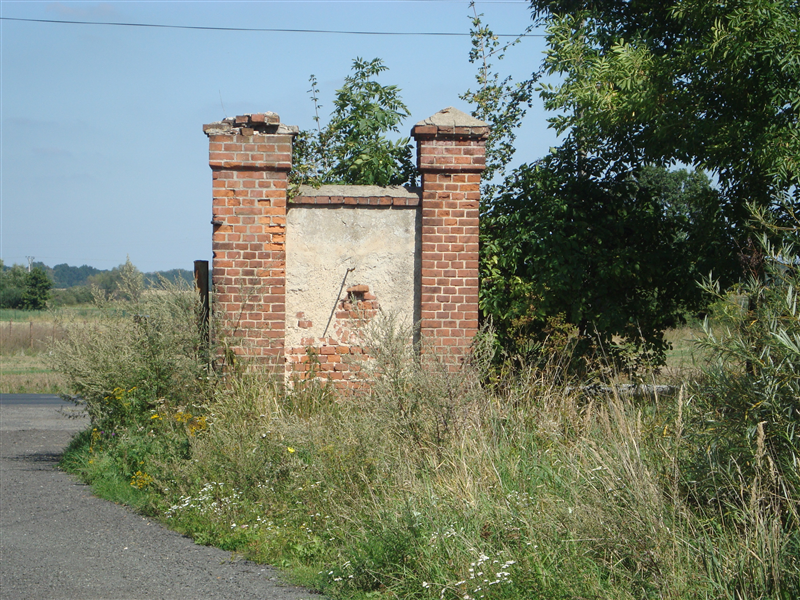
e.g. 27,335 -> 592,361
290,184 -> 421,207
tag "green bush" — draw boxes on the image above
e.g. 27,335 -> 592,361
51,285 -> 93,307
682,202 -> 800,597
48,269 -> 209,428
689,204 -> 800,518
0,284 -> 24,309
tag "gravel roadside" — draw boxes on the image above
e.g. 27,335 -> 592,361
0,394 -> 324,600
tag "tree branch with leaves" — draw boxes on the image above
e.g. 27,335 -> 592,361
292,58 -> 417,189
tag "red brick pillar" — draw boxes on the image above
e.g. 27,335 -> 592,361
411,107 -> 488,360
203,113 -> 296,367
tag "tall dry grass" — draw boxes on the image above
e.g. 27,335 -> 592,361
0,319 -> 67,355
54,292 -> 799,599
140,318 -> 795,599
0,319 -> 69,393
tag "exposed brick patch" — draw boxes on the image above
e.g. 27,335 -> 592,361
285,284 -> 381,388
295,311 -> 313,329
286,344 -> 370,390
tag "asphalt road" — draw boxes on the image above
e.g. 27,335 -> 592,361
0,394 -> 323,600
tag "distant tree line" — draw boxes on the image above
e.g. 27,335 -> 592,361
0,259 -> 194,310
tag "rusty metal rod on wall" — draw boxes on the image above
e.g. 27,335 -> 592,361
323,267 -> 355,339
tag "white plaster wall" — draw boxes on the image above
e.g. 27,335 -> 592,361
285,206 -> 419,348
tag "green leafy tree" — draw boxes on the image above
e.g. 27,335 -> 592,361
463,9 -> 740,367
51,263 -> 102,288
0,261 -> 27,308
460,4 -> 536,200
292,58 -> 416,188
531,0 -> 800,209
636,165 -> 742,309
481,144 -> 732,368
21,266 -> 52,310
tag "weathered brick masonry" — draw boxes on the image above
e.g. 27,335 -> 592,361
203,113 -> 296,365
204,107 -> 487,379
412,109 -> 488,359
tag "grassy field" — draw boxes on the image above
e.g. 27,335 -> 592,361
0,353 -> 64,393
662,322 -> 708,379
0,307 -> 91,394
58,331 -> 799,599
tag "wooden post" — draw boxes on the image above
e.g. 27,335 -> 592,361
194,260 -> 210,362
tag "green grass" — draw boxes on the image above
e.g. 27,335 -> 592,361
59,358 -> 797,599
60,430 -> 154,511
0,303 -> 127,322
0,354 -> 65,393
52,300 -> 799,600
0,308 -> 51,322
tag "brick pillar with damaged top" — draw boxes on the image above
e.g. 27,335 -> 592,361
203,113 -> 297,367
411,107 -> 488,361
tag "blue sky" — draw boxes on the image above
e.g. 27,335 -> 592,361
1,0 -> 556,273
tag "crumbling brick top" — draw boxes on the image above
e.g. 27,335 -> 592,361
203,113 -> 299,136
411,107 -> 489,139
291,184 -> 421,207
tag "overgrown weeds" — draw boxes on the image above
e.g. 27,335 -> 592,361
47,272 -> 211,426
53,249 -> 800,599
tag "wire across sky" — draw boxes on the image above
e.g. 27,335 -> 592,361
0,15 -> 543,37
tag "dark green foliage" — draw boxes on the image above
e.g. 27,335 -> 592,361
50,262 -> 190,290
0,263 -> 53,310
20,267 -> 52,310
143,268 -> 193,287
480,144 -> 737,368
292,58 -> 417,188
688,204 -> 800,527
468,3 -> 771,366
0,262 -> 28,309
50,285 -> 94,306
51,263 -> 102,288
0,284 -> 24,309
636,165 -> 742,311
531,0 -> 800,211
